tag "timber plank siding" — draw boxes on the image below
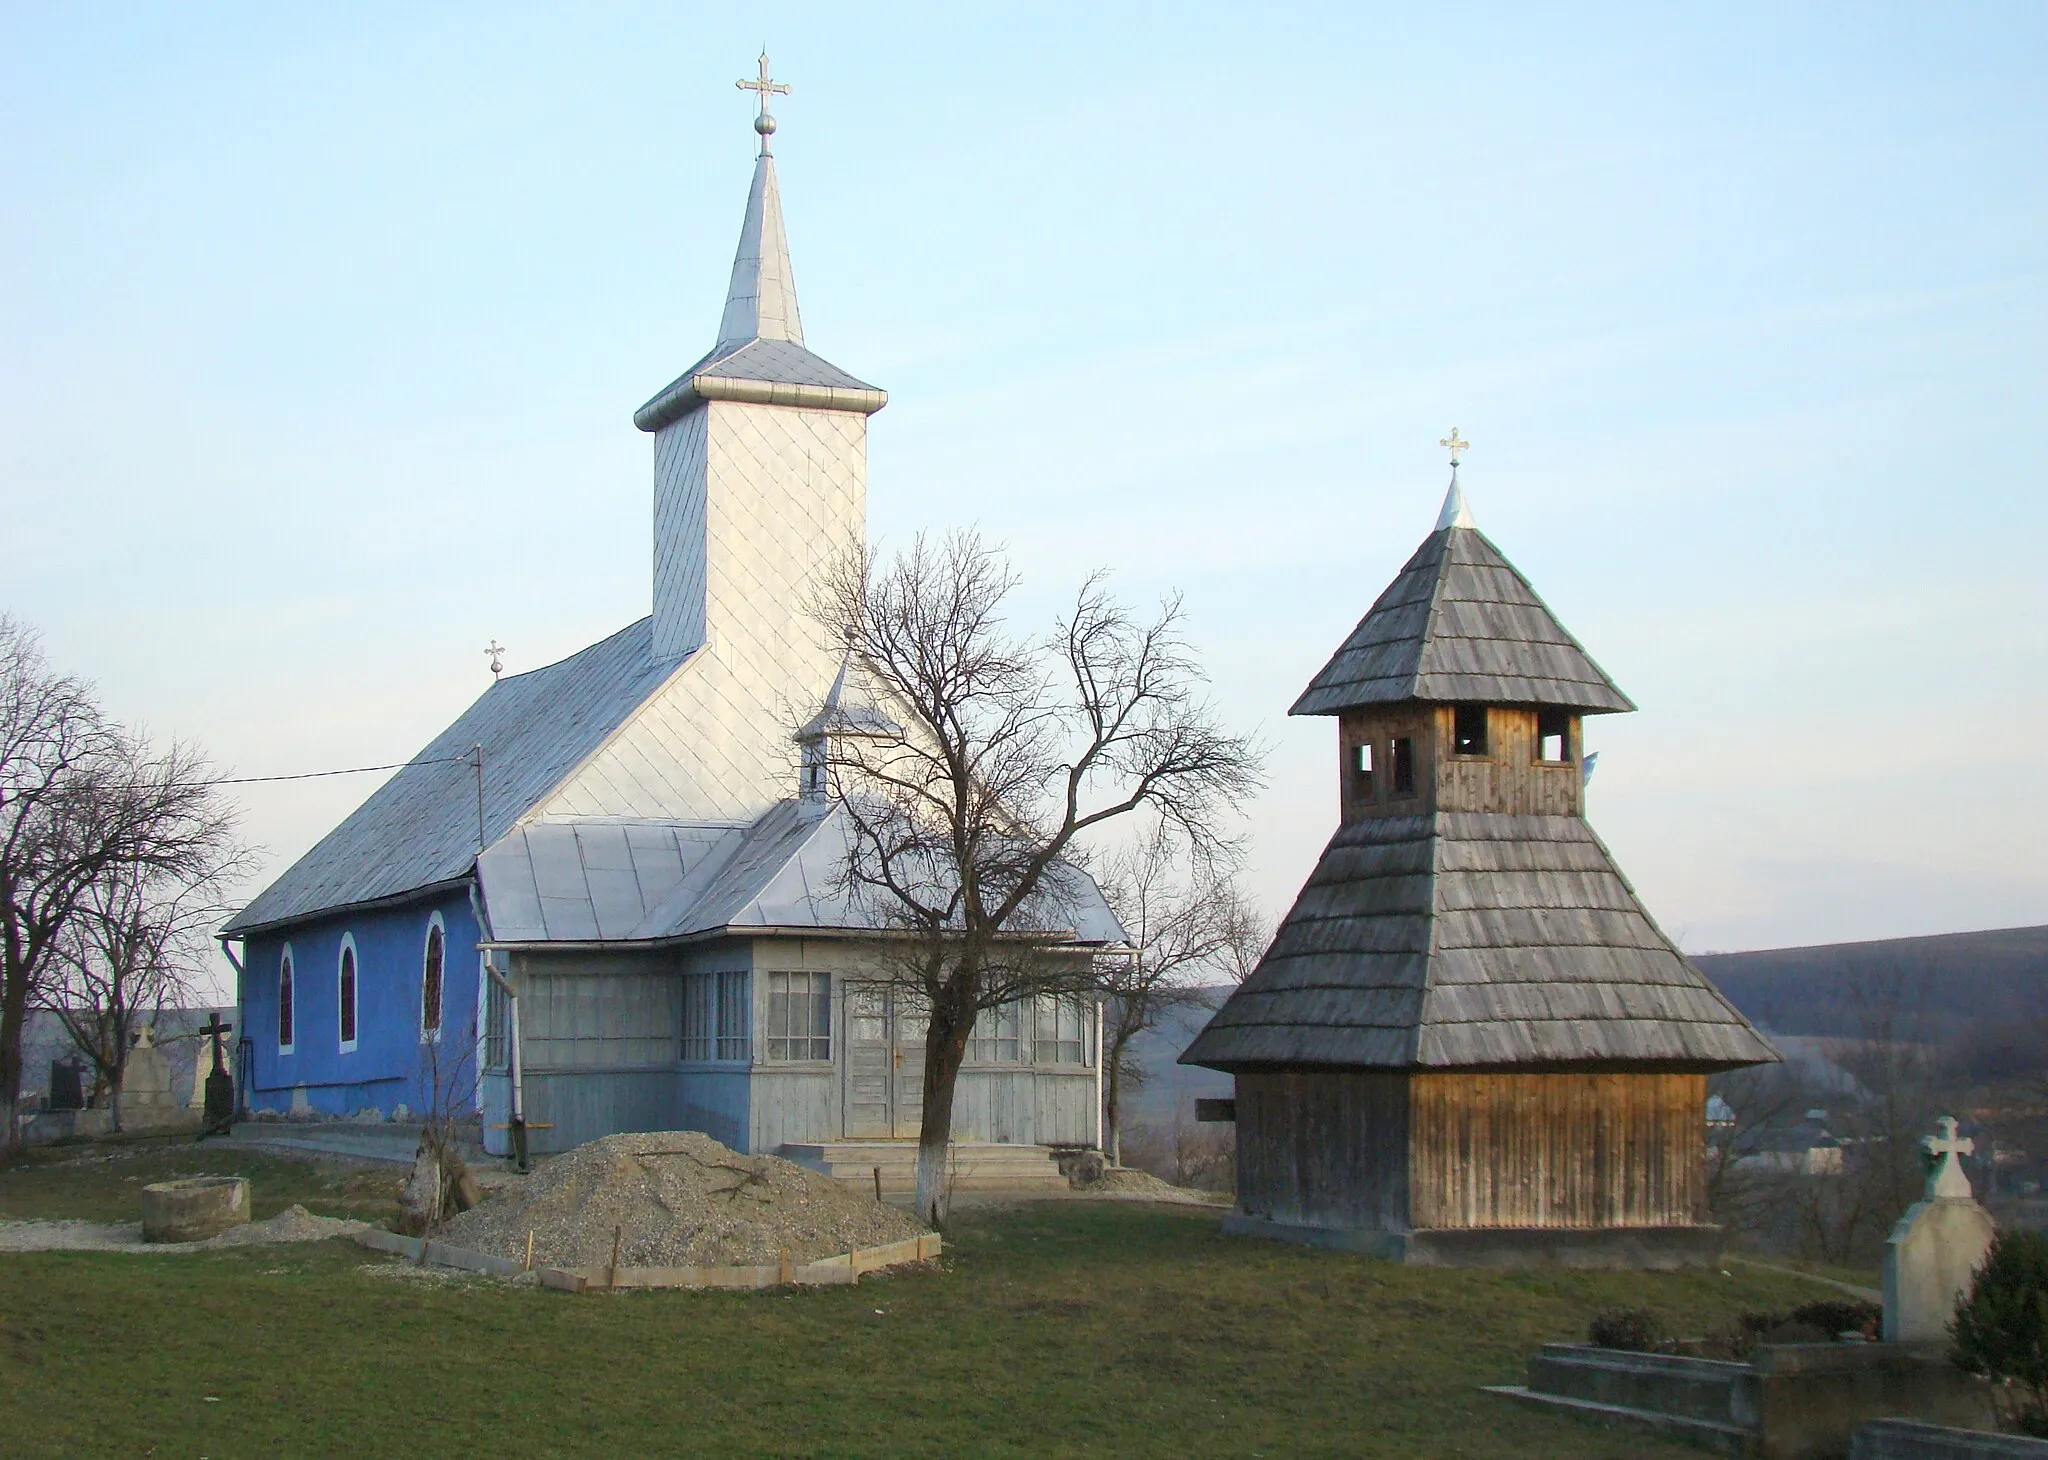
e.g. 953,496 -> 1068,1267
1236,1071 -> 1706,1234
1236,1072 -> 1410,1232
1407,1072 -> 1706,1229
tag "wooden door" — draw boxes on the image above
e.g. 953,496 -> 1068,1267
844,988 -> 892,1137
891,991 -> 927,1138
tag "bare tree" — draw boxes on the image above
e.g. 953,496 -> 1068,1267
1095,819 -> 1266,1166
1,617 -> 117,1146
37,745 -> 251,1108
814,533 -> 1262,1225
0,617 -> 242,1149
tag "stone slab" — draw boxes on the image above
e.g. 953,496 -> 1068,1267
1853,1419 -> 2048,1459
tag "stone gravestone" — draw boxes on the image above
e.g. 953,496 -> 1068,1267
1883,1116 -> 1997,1343
48,1058 -> 85,1112
113,1024 -> 182,1133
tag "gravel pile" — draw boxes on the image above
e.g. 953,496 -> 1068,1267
438,1131 -> 929,1270
1088,1168 -> 1225,1204
212,1204 -> 367,1245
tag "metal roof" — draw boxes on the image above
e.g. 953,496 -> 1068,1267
1290,494 -> 1635,716
224,619 -> 678,937
1180,811 -> 1777,1072
632,152 -> 885,432
477,800 -> 1126,947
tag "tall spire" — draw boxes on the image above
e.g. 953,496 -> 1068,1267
719,54 -> 802,349
1434,426 -> 1476,530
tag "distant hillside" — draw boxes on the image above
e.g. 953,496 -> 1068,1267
1119,995 -> 1233,1126
1125,926 -> 2048,1107
1694,925 -> 2048,1043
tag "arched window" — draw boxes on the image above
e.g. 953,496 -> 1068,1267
278,946 -> 296,1053
338,935 -> 359,1053
421,917 -> 444,1038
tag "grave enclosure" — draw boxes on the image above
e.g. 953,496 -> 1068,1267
1492,1119 -> 2012,1457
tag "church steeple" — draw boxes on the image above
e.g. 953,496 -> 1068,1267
630,59 -> 888,785
716,154 -> 804,349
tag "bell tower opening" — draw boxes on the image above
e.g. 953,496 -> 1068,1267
1391,736 -> 1417,797
1536,708 -> 1572,764
1452,703 -> 1489,757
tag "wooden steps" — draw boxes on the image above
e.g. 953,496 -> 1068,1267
779,1141 -> 1071,1195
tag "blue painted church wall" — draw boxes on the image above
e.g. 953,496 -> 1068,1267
240,888 -> 483,1118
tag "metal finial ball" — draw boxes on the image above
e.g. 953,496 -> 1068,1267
755,112 -> 777,136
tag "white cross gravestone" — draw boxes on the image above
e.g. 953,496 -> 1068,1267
1883,1116 -> 1997,1343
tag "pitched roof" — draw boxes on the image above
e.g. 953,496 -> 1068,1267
224,619 -> 675,936
1180,811 -> 1777,1072
476,801 -> 1126,947
1290,488 -> 1634,716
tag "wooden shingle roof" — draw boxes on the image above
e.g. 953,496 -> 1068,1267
1181,812 -> 1777,1072
1290,521 -> 1635,716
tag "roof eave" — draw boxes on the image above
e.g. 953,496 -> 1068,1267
633,369 -> 888,433
221,874 -> 476,941
480,925 -> 1115,954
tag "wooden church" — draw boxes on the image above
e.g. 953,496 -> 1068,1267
1182,456 -> 1777,1267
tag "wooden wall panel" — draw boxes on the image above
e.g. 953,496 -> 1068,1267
1235,1072 -> 1410,1230
1431,707 -> 1582,818
1407,1071 -> 1705,1229
523,1070 -> 676,1153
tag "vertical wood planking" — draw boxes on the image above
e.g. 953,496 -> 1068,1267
1406,1071 -> 1705,1229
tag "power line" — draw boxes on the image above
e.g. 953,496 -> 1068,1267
202,755 -> 472,787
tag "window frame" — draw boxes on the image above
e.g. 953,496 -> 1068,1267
337,933 -> 359,1055
969,1000 -> 1026,1063
1535,707 -> 1573,765
1033,996 -> 1092,1067
716,969 -> 751,1062
1351,739 -> 1375,801
764,971 -> 832,1063
277,944 -> 296,1055
420,912 -> 445,1042
1451,703 -> 1490,759
479,953 -> 508,1072
1391,736 -> 1417,797
681,970 -> 754,1064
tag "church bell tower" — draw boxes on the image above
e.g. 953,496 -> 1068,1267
634,54 -> 887,671
1182,432 -> 1777,1267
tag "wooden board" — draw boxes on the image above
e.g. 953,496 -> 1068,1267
357,1226 -> 941,1293
539,1233 -> 942,1293
352,1228 -> 529,1278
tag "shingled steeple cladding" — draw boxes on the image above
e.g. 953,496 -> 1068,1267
1183,468 -> 1775,1267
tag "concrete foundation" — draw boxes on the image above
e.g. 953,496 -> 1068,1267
1853,1419 -> 2048,1458
1490,1341 -> 2000,1459
1221,1212 -> 1724,1269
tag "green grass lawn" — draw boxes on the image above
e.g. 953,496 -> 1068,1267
0,1137 -> 402,1225
0,1146 -> 1844,1458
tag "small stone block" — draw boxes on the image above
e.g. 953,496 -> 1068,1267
141,1176 -> 251,1243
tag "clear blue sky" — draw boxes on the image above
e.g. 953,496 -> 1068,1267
4,3 -> 2043,980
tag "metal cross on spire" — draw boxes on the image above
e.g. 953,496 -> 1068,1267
1439,427 -> 1470,468
737,51 -> 791,156
485,640 -> 505,679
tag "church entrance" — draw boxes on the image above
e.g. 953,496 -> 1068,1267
843,987 -> 925,1138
